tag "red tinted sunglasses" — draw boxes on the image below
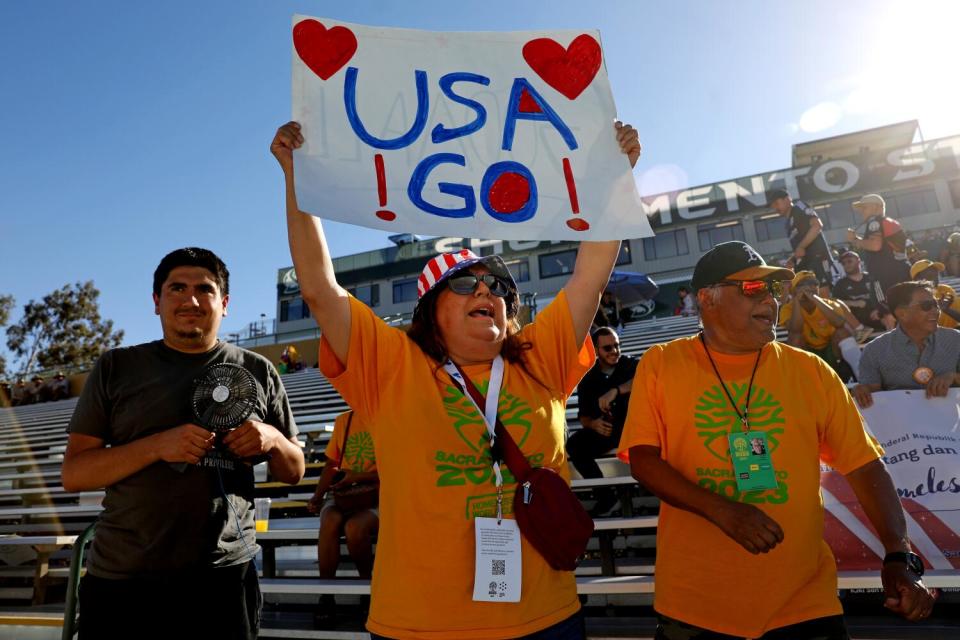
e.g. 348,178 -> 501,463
715,280 -> 784,298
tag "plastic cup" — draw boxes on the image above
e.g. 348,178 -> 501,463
254,497 -> 271,533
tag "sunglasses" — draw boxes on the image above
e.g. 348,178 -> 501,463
905,300 -> 939,312
600,344 -> 621,353
713,279 -> 784,298
446,273 -> 512,298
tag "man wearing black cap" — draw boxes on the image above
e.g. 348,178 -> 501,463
831,250 -> 894,333
770,189 -> 840,287
620,241 -> 933,638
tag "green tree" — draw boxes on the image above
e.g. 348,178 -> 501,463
0,294 -> 13,375
6,282 -> 123,374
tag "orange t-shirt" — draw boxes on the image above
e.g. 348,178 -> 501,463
320,290 -> 593,639
618,336 -> 883,638
325,411 -> 377,473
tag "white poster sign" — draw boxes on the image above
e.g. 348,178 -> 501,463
821,389 -> 960,572
290,15 -> 652,241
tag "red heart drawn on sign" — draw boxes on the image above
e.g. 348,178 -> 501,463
522,34 -> 601,100
293,20 -> 358,81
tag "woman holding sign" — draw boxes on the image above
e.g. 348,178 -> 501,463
272,120 -> 640,639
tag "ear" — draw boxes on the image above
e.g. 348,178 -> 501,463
696,289 -> 715,312
153,293 -> 160,315
221,294 -> 229,316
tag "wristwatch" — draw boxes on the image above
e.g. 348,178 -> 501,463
883,551 -> 924,576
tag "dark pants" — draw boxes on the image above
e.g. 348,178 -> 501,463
655,613 -> 849,640
78,561 -> 261,640
371,610 -> 585,640
567,428 -> 620,505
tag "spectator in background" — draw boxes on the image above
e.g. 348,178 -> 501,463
832,250 -> 894,332
307,410 -> 379,628
677,286 -> 698,317
909,260 -> 960,329
853,281 -> 960,408
36,375 -> 54,403
770,188 -> 841,286
781,271 -> 869,379
600,290 -> 623,329
570,327 -> 637,516
278,345 -> 304,374
621,241 -> 933,638
946,231 -> 960,277
10,379 -> 28,406
30,376 -> 45,403
47,372 -> 70,402
847,194 -> 911,295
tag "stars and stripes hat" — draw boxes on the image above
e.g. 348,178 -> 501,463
415,249 -> 519,316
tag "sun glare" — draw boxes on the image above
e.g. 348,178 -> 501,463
864,1 -> 959,137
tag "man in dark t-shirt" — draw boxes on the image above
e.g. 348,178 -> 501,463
770,188 -> 841,286
832,250 -> 893,332
569,327 -> 637,516
63,248 -> 305,640
847,193 -> 911,296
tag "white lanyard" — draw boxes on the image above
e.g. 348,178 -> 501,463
444,355 -> 505,492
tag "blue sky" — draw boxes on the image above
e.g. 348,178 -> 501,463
0,0 -> 955,365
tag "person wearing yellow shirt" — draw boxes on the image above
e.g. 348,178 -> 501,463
307,410 -> 380,629
620,241 -> 934,639
780,271 -> 870,379
271,119 -> 642,640
909,259 -> 960,329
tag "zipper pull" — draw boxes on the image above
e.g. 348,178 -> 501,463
522,481 -> 532,504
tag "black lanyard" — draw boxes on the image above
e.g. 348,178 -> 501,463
699,332 -> 763,432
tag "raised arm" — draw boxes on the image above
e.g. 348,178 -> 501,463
814,296 -> 849,328
271,122 -> 352,364
786,301 -> 806,347
565,121 -> 641,345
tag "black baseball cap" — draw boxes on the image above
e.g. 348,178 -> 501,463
691,241 -> 795,291
768,188 -> 790,201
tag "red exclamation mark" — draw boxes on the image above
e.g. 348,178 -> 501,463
374,154 -> 396,222
563,157 -> 589,231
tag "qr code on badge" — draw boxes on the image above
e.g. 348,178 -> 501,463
492,559 -> 506,575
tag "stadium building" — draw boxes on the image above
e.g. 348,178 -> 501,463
274,120 -> 960,340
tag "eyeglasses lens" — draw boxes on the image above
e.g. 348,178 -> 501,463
739,280 -> 781,298
447,274 -> 509,298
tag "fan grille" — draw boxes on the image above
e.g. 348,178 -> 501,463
191,363 -> 258,432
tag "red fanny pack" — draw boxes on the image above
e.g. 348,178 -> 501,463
452,368 -> 594,571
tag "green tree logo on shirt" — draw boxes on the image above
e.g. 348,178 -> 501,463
441,381 -> 533,453
694,383 -> 785,461
343,432 -> 376,471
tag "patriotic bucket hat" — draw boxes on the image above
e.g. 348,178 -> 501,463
415,249 -> 519,317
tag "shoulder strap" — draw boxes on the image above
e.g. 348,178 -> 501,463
338,411 -> 354,469
451,370 -> 533,483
